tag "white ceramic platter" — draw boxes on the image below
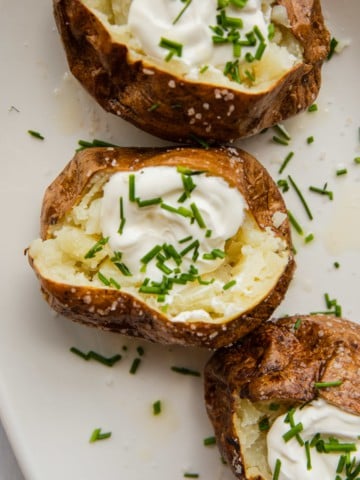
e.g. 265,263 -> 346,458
0,1 -> 359,479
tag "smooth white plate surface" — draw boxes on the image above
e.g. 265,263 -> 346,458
0,1 -> 359,479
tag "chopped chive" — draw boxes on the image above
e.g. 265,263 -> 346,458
156,261 -> 173,275
148,103 -> 160,112
273,124 -> 291,141
327,37 -> 339,61
294,318 -> 302,330
288,175 -> 313,220
98,271 -> 111,286
77,138 -> 119,149
129,174 -> 136,201
118,197 -> 126,234
314,380 -> 342,388
172,0 -> 192,25
278,151 -> 294,174
84,236 -> 109,259
190,203 -> 206,229
277,179 -> 289,193
308,104 -> 318,112
282,423 -> 303,442
323,442 -> 356,453
199,65 -> 209,74
244,69 -> 255,82
334,261 -> 340,269
70,347 -> 121,367
184,474 -> 199,479
141,245 -> 162,264
273,459 -> 281,480
180,239 -> 200,257
189,134 -> 210,149
305,233 -> 314,244
309,185 -> 333,200
259,417 -> 270,431
152,400 -> 162,415
137,197 -> 163,207
171,366 -> 201,377
287,210 -> 303,235
305,441 -> 312,470
337,455 -> 346,473
159,37 -> 183,61
354,157 -> 360,164
223,279 -> 236,290
203,436 -> 216,446
111,259 -> 132,276
129,357 -> 141,374
109,277 -> 121,290
336,168 -> 348,176
89,428 -> 112,443
268,22 -> 275,40
179,235 -> 193,244
255,42 -> 266,60
205,229 -> 212,238
272,135 -> 289,146
28,129 -> 44,140
137,346 -> 145,356
307,136 -> 314,144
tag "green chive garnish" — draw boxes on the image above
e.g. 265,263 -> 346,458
118,196 -> 126,234
141,245 -> 162,264
159,37 -> 183,61
153,400 -> 162,415
354,157 -> 360,164
307,136 -> 314,144
278,151 -> 294,174
171,366 -> 201,377
282,423 -> 304,442
148,103 -> 160,112
129,174 -> 136,201
129,357 -> 141,374
336,168 -> 348,176
314,380 -> 342,388
28,129 -> 44,140
98,271 -> 110,286
327,37 -> 339,61
273,459 -> 281,480
305,233 -> 314,244
308,104 -> 318,112
259,417 -> 270,431
203,436 -> 216,446
305,441 -> 312,470
172,0 -> 192,25
288,175 -> 313,220
309,185 -> 333,200
89,428 -> 112,443
70,347 -> 121,367
272,135 -> 289,146
223,280 -> 236,290
287,210 -> 303,236
84,237 -> 109,259
294,318 -> 302,330
184,474 -> 199,479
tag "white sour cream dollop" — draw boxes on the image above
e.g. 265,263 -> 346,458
100,166 -> 245,282
128,0 -> 269,68
267,399 -> 360,480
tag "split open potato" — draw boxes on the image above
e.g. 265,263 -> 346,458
28,146 -> 295,348
204,315 -> 360,479
53,0 -> 330,143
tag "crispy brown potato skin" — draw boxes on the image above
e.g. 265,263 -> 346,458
204,315 -> 360,479
53,0 -> 330,143
28,146 -> 295,348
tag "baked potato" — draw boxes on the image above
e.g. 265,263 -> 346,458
28,146 -> 295,348
204,315 -> 360,479
53,0 -> 330,143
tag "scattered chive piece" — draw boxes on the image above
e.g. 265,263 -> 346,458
159,37 -> 183,61
314,380 -> 342,388
282,423 -> 304,442
305,233 -> 314,244
70,347 -> 121,367
354,157 -> 360,164
28,129 -> 44,140
273,459 -> 281,480
323,442 -> 356,453
205,229 -> 212,238
288,175 -> 313,220
84,236 -> 109,259
141,245 -> 162,264
199,65 -> 209,74
334,261 -> 340,269
308,104 -> 318,112
305,441 -> 312,470
294,318 -> 302,330
184,474 -> 199,479
98,271 -> 110,286
171,366 -> 201,377
128,174 -> 136,201
137,346 -> 145,356
190,202 -> 206,228
277,179 -> 289,193
259,417 -> 270,431
337,455 -> 347,474
189,134 -> 210,149
76,138 -> 119,151
272,135 -> 289,146
129,357 -> 141,374
336,168 -> 348,176
173,0 -> 192,25
137,197 -> 163,207
309,185 -> 334,201
203,436 -> 216,446
223,280 -> 236,290
273,124 -> 291,141
89,428 -> 112,443
153,400 -> 162,415
179,235 -> 193,244
148,103 -> 160,112
278,151 -> 294,174
118,197 -> 126,234
287,210 -> 303,236
327,37 -> 339,61
307,136 -> 314,144
109,277 -> 121,290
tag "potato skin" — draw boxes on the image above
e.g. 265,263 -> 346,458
29,146 -> 295,348
53,0 -> 330,143
204,315 -> 360,479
